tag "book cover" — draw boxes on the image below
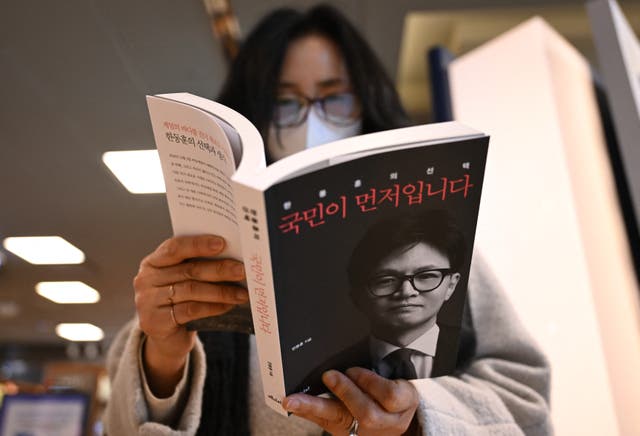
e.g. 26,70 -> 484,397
262,137 -> 487,398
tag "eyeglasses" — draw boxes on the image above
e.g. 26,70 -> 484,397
366,268 -> 452,297
273,92 -> 360,128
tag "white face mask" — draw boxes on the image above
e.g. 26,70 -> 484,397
267,108 -> 362,161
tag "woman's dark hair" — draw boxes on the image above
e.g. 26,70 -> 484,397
216,4 -> 410,160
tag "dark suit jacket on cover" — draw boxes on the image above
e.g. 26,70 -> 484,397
291,322 -> 463,395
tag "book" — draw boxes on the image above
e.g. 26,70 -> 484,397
146,92 -> 489,415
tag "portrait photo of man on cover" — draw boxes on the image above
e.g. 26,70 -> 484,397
291,207 -> 472,394
346,207 -> 467,379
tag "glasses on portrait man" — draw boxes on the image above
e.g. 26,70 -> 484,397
366,268 -> 453,297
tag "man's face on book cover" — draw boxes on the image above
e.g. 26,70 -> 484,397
353,242 -> 460,344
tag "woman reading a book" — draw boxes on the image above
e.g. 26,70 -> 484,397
105,5 -> 552,436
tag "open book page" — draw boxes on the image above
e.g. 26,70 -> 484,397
147,95 -> 243,261
155,93 -> 267,184
147,94 -> 269,333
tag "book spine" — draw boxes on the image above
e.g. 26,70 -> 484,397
232,182 -> 287,416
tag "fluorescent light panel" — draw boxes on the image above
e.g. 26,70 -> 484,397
55,323 -> 104,341
102,150 -> 166,194
36,281 -> 100,304
3,236 -> 85,265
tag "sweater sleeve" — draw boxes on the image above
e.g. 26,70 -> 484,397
138,336 -> 190,425
411,255 -> 553,436
103,319 -> 208,436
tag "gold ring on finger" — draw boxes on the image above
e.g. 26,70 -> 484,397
168,283 -> 176,305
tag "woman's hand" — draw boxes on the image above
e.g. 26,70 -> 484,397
283,367 -> 419,436
133,234 -> 248,397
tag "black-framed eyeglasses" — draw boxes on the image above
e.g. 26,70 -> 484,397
273,92 -> 360,128
366,268 -> 452,297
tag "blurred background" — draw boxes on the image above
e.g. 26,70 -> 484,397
1,0 -> 639,434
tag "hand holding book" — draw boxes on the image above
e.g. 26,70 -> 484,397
133,234 -> 248,397
283,367 -> 419,436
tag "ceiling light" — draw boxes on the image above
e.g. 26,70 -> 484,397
3,236 -> 85,265
36,281 -> 100,304
102,150 -> 166,194
55,323 -> 104,342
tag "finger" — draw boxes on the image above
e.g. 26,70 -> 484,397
345,367 -> 418,413
322,370 -> 395,430
171,301 -> 235,325
158,281 -> 249,306
143,235 -> 226,268
151,258 -> 245,286
138,299 -> 184,338
283,394 -> 353,433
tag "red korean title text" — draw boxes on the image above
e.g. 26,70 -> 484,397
278,175 -> 473,235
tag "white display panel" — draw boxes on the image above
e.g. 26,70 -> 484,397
450,17 -> 640,436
